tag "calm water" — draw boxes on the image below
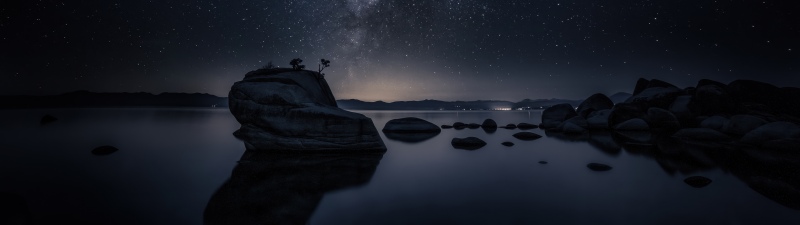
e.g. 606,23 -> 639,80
0,108 -> 798,224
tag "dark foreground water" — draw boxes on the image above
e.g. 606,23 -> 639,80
0,108 -> 798,224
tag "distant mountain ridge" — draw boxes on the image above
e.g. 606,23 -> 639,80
0,91 -> 228,109
0,91 -> 632,110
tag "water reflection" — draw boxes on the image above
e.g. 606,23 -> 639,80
204,150 -> 385,225
384,132 -> 439,143
546,129 -> 800,210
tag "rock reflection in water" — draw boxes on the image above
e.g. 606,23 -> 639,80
546,129 -> 800,210
204,150 -> 385,225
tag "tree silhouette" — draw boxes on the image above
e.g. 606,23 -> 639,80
318,59 -> 330,76
261,61 -> 275,69
289,58 -> 305,70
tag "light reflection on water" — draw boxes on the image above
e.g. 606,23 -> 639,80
0,109 -> 797,224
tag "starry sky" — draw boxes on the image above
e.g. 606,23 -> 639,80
1,0 -> 798,101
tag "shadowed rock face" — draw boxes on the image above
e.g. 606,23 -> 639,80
204,151 -> 384,225
229,69 -> 386,152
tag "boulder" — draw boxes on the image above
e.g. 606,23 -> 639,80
762,139 -> 800,152
576,93 -> 614,118
721,115 -> 768,136
587,163 -> 613,171
614,118 -> 650,131
513,132 -> 543,140
673,128 -> 733,142
690,84 -> 735,116
728,80 -> 782,111
540,103 -> 578,129
741,122 -> 800,145
608,103 -> 645,128
700,116 -> 729,132
669,95 -> 694,124
646,107 -> 681,131
586,109 -> 612,129
481,119 -> 498,128
466,123 -> 481,129
91,145 -> 119,156
453,122 -> 467,129
517,123 -> 538,130
561,122 -> 587,134
684,176 -> 712,188
632,78 -> 650,96
696,79 -> 727,89
451,137 -> 487,150
501,142 -> 515,147
624,86 -> 683,110
229,69 -> 386,152
645,79 -> 679,89
382,117 -> 441,133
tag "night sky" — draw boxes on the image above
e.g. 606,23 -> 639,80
2,0 -> 798,101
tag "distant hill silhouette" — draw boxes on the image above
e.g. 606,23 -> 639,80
0,91 -> 228,109
336,98 -> 583,110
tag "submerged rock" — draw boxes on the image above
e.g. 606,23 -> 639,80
501,141 -> 514,147
684,176 -> 712,188
466,123 -> 481,129
229,69 -> 385,152
538,161 -> 548,164
441,125 -> 453,129
451,137 -> 487,150
587,163 -> 613,171
512,132 -> 543,140
382,117 -> 441,133
503,123 -> 517,129
92,145 -> 119,156
453,122 -> 467,129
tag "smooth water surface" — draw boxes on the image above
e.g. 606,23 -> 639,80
0,109 -> 798,224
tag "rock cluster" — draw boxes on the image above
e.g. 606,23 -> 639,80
540,78 -> 800,151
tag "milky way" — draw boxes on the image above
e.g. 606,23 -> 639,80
1,0 -> 798,101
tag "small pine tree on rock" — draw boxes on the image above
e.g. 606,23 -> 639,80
290,58 -> 305,70
318,58 -> 331,76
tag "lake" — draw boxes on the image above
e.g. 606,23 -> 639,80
0,108 -> 798,224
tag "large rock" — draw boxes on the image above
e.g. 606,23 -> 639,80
700,116 -> 729,132
614,118 -> 650,131
513,132 -> 543,140
229,69 -> 386,152
722,115 -> 768,136
576,93 -> 614,118
741,122 -> 800,145
673,128 -> 733,142
669,95 -> 695,125
586,109 -> 612,129
624,86 -> 683,110
608,103 -> 645,128
632,78 -> 650,96
690,84 -> 735,116
646,107 -> 680,131
540,103 -> 578,129
728,80 -> 782,111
